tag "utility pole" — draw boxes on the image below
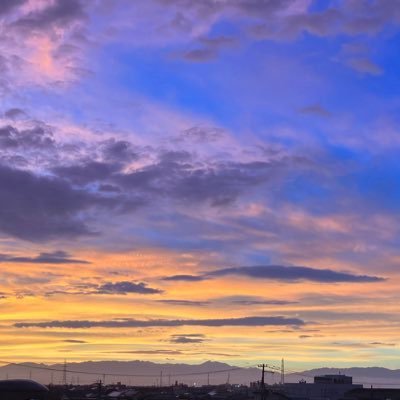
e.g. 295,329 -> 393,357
97,380 -> 102,400
258,364 -> 266,400
258,364 -> 275,400
281,358 -> 285,385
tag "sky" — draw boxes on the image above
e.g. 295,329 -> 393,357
0,0 -> 400,371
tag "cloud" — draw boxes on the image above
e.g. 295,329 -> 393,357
96,281 -> 163,295
369,342 -> 396,347
0,0 -> 25,16
345,57 -> 383,76
157,300 -> 210,306
0,250 -> 89,264
163,275 -> 206,282
207,265 -> 385,283
62,339 -> 87,343
53,161 -> 122,185
169,334 -> 206,344
101,139 -> 139,162
0,164 -> 97,241
115,158 -> 285,207
3,108 -> 27,119
165,265 -> 384,283
13,0 -> 85,32
178,126 -> 223,143
0,125 -> 55,150
111,349 -> 184,355
214,295 -> 297,306
14,315 -> 305,328
299,104 -> 331,118
45,281 -> 162,296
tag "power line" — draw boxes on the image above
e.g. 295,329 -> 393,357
0,360 -> 242,379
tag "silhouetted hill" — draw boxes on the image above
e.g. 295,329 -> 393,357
1,361 -> 400,387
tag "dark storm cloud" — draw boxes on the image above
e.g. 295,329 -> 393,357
206,265 -> 384,283
0,164 -> 96,241
0,250 -> 89,264
14,315 -> 305,328
96,281 -> 163,295
14,0 -> 85,31
163,265 -> 384,283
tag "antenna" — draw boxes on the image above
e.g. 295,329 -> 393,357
281,358 -> 285,385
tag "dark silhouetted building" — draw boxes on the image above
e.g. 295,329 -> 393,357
0,379 -> 49,399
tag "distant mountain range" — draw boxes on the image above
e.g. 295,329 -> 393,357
1,361 -> 400,387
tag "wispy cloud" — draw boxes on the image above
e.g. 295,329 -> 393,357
165,265 -> 384,283
14,316 -> 305,329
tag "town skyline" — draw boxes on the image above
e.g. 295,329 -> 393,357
0,0 -> 399,369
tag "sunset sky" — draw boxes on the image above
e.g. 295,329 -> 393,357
0,0 -> 400,371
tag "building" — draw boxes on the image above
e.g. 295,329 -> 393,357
281,375 -> 362,400
314,376 -> 353,385
0,379 -> 49,399
342,388 -> 400,400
